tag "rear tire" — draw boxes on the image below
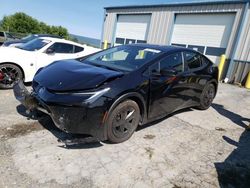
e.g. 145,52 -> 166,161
198,83 -> 215,110
0,64 -> 23,89
107,100 -> 140,143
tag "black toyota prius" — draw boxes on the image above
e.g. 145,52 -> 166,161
14,44 -> 218,143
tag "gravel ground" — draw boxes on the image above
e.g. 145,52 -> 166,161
0,83 -> 249,188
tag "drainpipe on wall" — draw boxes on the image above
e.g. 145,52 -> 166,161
225,1 -> 249,83
100,9 -> 107,49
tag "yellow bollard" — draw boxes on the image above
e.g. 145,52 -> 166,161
103,40 -> 108,49
246,72 -> 250,89
218,54 -> 226,81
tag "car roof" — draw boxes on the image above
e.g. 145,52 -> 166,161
127,43 -> 196,54
39,37 -> 85,47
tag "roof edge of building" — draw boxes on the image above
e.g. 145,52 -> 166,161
104,0 -> 249,10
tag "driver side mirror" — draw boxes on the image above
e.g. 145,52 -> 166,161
46,48 -> 55,54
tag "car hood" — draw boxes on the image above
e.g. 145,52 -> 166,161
33,59 -> 124,91
0,46 -> 31,61
3,39 -> 22,45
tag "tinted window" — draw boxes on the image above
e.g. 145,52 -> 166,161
74,45 -> 84,53
49,43 -> 74,53
201,56 -> 210,66
160,52 -> 183,73
0,32 -> 4,37
184,52 -> 201,70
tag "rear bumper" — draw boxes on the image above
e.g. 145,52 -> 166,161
13,82 -> 108,141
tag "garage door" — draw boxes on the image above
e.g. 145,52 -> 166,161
171,13 -> 235,64
114,14 -> 151,46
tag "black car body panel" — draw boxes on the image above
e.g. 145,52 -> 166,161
14,44 -> 218,141
33,60 -> 124,91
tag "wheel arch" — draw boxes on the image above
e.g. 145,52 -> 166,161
208,79 -> 218,96
107,92 -> 147,124
0,62 -> 25,80
102,92 -> 147,141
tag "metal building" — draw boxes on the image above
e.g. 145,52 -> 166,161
101,0 -> 250,84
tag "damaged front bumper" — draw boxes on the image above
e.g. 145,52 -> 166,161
13,81 -> 48,114
13,81 -> 108,141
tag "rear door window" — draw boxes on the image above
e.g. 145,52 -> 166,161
183,51 -> 201,70
74,45 -> 84,53
159,52 -> 183,73
49,42 -> 74,53
201,56 -> 211,66
149,52 -> 183,75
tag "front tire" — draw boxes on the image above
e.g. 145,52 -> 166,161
198,83 -> 215,110
0,64 -> 23,89
107,100 -> 140,143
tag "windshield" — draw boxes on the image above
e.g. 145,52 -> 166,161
17,38 -> 51,51
85,45 -> 162,72
21,35 -> 36,42
5,33 -> 15,39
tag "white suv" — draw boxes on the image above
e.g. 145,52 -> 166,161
0,37 -> 100,88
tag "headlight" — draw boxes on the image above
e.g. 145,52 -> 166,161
55,87 -> 110,103
72,88 -> 110,101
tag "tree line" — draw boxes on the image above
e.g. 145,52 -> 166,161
0,12 -> 69,38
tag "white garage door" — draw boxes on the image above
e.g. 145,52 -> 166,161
171,13 -> 235,64
114,14 -> 151,46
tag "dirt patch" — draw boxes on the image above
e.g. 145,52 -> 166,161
0,122 -> 44,139
143,134 -> 156,140
215,127 -> 226,131
144,147 -> 154,159
172,184 -> 182,188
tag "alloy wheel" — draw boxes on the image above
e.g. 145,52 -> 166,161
0,65 -> 22,88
